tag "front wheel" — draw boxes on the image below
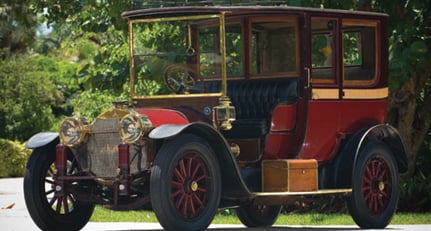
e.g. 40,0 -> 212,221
236,203 -> 281,227
347,141 -> 400,229
150,134 -> 221,231
23,145 -> 95,231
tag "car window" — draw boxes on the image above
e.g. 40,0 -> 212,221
251,18 -> 298,77
311,18 -> 337,84
342,21 -> 377,85
199,23 -> 243,78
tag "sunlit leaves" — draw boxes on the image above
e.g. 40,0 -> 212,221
0,54 -> 61,140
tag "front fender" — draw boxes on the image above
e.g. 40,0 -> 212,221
149,124 -> 189,139
25,132 -> 59,149
149,122 -> 253,204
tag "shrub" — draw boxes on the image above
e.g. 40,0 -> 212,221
69,89 -> 118,123
0,53 -> 62,141
398,138 -> 431,212
0,139 -> 31,178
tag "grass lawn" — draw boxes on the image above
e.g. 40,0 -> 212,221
90,206 -> 431,225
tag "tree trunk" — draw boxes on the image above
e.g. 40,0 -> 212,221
388,69 -> 431,177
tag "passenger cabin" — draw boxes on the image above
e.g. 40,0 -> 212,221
125,6 -> 389,165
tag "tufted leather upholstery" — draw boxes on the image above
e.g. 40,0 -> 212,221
203,79 -> 298,138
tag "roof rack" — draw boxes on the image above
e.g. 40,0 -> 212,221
132,0 -> 286,8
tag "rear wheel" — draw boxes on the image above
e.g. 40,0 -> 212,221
23,145 -> 94,231
236,203 -> 281,227
150,134 -> 221,231
347,141 -> 399,229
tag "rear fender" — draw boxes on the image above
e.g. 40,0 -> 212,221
149,122 -> 252,204
333,124 -> 408,188
354,124 -> 408,173
25,132 -> 59,149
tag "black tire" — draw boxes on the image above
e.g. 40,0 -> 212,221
347,141 -> 400,229
236,203 -> 281,227
150,134 -> 221,231
23,145 -> 95,231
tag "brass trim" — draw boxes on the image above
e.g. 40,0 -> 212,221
128,21 -> 135,98
343,87 -> 388,99
255,188 -> 352,197
219,12 -> 227,96
97,108 -> 130,119
253,188 -> 351,206
312,88 -> 388,100
130,14 -> 221,24
305,67 -> 311,89
133,92 -> 222,99
312,88 -> 338,100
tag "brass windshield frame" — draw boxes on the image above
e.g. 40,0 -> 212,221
128,13 -> 228,99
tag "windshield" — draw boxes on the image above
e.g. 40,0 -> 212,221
130,15 -> 229,97
129,14 -> 299,98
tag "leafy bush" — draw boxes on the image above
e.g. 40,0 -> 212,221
0,139 -> 31,178
69,89 -> 119,122
398,138 -> 431,212
0,53 -> 63,141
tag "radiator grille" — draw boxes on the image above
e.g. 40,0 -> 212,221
87,118 -> 121,177
86,117 -> 148,177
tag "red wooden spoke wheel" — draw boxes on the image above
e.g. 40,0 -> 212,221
150,134 -> 221,231
23,146 -> 94,231
362,156 -> 392,214
347,141 -> 400,229
171,154 -> 209,219
236,203 -> 282,227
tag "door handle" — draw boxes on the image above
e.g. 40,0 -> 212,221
304,67 -> 311,89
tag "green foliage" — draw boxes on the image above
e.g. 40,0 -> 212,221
399,138 -> 431,212
0,139 -> 31,178
30,0 -> 136,33
389,39 -> 430,91
0,0 -> 37,57
69,89 -> 119,122
78,31 -> 130,94
34,55 -> 80,107
133,79 -> 162,96
0,53 -> 62,141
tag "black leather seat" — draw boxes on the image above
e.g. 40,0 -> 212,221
203,79 -> 298,139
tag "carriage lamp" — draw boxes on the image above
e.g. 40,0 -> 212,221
119,113 -> 152,143
59,117 -> 91,147
212,96 -> 236,130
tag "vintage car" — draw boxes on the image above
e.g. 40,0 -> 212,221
24,4 -> 408,231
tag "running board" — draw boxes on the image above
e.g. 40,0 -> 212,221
252,189 -> 352,205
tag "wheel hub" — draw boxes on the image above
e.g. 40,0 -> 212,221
378,181 -> 385,191
184,179 -> 199,193
372,179 -> 385,192
190,181 -> 198,192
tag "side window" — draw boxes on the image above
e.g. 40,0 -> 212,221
199,26 -> 218,77
342,21 -> 377,85
199,23 -> 242,78
251,18 -> 298,76
311,19 -> 336,83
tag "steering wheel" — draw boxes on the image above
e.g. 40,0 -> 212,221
163,64 -> 199,94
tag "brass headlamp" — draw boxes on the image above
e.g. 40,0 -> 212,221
119,113 -> 152,144
59,117 -> 91,147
